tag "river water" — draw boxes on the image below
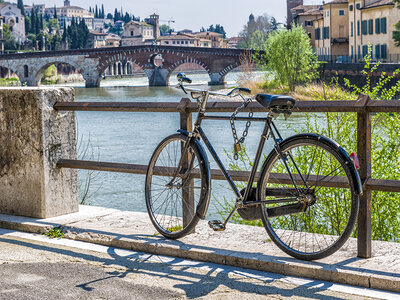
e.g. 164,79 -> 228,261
61,72 -> 307,219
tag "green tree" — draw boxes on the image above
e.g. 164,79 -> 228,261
17,0 -> 25,16
394,0 -> 400,46
101,4 -> 105,18
263,24 -> 319,91
3,24 -> 18,50
95,5 -> 99,18
160,24 -> 172,36
53,5 -> 57,19
247,30 -> 268,50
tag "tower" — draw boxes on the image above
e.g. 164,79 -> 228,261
287,0 -> 303,27
149,13 -> 160,39
64,0 -> 71,6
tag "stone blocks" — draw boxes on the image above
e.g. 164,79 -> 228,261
0,87 -> 78,218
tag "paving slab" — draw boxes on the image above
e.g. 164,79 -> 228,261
0,205 -> 399,292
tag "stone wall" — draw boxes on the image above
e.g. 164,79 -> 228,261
0,87 -> 78,218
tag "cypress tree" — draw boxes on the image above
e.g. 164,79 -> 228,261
95,5 -> 98,18
101,5 -> 105,19
53,5 -> 57,19
17,0 -> 25,16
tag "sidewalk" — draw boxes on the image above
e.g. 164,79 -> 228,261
0,205 -> 399,292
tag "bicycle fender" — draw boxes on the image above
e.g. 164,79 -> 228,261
177,130 -> 211,219
279,133 -> 363,195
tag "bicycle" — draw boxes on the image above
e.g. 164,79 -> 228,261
145,73 -> 362,261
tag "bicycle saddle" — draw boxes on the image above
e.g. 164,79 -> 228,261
256,94 -> 296,111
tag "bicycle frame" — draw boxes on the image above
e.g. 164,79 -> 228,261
171,86 -> 307,226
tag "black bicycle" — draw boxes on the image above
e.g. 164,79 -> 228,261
145,73 -> 362,260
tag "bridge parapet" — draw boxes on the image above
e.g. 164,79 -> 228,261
0,46 -> 260,87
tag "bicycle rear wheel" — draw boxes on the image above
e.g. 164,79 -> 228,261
145,133 -> 209,239
257,134 -> 359,260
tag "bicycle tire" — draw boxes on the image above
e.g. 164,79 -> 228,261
257,134 -> 359,260
145,133 -> 210,239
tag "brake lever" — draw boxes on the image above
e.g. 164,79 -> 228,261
179,84 -> 187,94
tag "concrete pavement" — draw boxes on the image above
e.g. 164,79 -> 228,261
1,229 -> 399,299
0,205 -> 400,293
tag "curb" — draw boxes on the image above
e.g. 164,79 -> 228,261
1,217 -> 399,293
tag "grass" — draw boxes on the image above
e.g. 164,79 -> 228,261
44,227 -> 65,239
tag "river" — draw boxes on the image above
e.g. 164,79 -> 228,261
58,72 -> 307,219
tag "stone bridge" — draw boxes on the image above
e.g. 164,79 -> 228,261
0,46 -> 257,87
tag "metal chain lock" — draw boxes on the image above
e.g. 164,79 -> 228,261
230,95 -> 253,160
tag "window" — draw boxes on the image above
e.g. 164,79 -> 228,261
356,3 -> 361,9
381,44 -> 387,59
351,46 -> 354,57
362,20 -> 367,35
358,45 -> 361,59
339,10 -> 345,16
185,41 -> 188,44
130,31 -> 133,36
349,5 -> 353,11
351,22 -> 353,37
368,19 -> 373,35
305,20 -> 314,27
24,65 -> 28,78
16,17 -> 19,23
375,44 -> 380,59
315,28 -> 321,40
362,45 -> 368,57
381,17 -> 387,34
375,19 -> 380,34
165,41 -> 169,44
323,27 -> 329,39
357,21 -> 360,36
172,41 -> 175,44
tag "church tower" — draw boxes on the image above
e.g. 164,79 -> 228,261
287,0 -> 303,27
64,0 -> 71,6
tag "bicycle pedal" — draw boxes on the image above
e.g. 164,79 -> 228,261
208,220 -> 226,231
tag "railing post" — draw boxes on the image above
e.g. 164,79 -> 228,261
357,95 -> 372,258
178,98 -> 194,228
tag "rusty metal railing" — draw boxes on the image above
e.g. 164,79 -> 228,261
54,95 -> 400,259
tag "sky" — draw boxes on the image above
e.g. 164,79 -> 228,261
25,0 -> 323,37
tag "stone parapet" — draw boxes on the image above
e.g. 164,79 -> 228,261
0,87 -> 78,218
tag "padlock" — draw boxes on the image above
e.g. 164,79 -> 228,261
234,142 -> 241,153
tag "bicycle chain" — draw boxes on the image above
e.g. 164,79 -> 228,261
230,95 -> 253,160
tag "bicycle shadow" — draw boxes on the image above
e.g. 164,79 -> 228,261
0,234 -> 357,299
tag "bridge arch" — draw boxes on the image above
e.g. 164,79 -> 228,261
33,60 -> 82,86
0,65 -> 22,85
166,57 -> 211,85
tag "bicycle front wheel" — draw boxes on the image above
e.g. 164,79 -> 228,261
257,134 -> 359,260
145,133 -> 209,239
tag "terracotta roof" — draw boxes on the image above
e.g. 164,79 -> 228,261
90,31 -> 108,36
292,4 -> 321,11
158,35 -> 199,40
195,31 -> 223,37
362,0 -> 395,9
325,0 -> 348,5
297,8 -> 323,16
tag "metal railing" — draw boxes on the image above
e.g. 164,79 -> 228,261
54,95 -> 400,259
318,54 -> 400,64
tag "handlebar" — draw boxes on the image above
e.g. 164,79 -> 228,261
176,73 -> 251,98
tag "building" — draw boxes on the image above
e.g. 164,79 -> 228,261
314,0 -> 349,58
86,30 -> 108,48
291,5 -> 323,48
121,14 -> 160,46
157,34 -> 200,47
348,0 -> 400,61
287,0 -> 304,27
0,17 -> 4,53
0,3 -> 25,43
194,31 -> 227,48
44,1 -> 94,31
105,33 -> 121,47
24,4 -> 46,17
227,37 -> 244,48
